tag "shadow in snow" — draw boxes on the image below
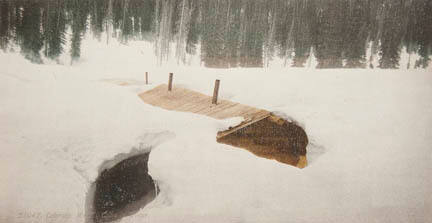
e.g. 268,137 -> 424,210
306,139 -> 326,166
85,149 -> 157,223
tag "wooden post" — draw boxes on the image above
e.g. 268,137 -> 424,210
145,72 -> 148,85
168,73 -> 173,91
212,79 -> 220,104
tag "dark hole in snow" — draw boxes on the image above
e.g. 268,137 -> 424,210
90,152 -> 158,223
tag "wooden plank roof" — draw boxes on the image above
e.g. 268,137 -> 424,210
138,84 -> 271,137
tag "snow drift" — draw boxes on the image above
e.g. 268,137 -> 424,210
1,40 -> 431,223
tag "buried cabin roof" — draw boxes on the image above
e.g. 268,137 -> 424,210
138,84 -> 308,168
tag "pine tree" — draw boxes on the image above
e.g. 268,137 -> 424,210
238,0 -> 266,67
154,0 -> 175,64
404,0 -> 416,69
19,1 -> 44,63
42,0 -> 67,61
413,0 -> 432,69
140,0 -> 156,36
292,0 -> 315,67
119,0 -> 133,43
200,0 -> 228,67
313,0 -> 347,68
342,0 -> 369,68
90,0 -> 108,41
378,0 -> 405,69
185,0 -> 199,55
68,0 -> 90,64
0,0 -> 11,51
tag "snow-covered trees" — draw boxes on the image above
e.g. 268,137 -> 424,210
0,0 -> 430,68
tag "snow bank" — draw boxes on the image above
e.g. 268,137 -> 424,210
1,40 -> 431,223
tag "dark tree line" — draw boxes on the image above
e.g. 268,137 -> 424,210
0,0 -> 431,68
0,0 -> 157,64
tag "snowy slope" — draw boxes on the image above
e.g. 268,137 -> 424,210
1,41 -> 431,223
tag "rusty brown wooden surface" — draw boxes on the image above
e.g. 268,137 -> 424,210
216,115 -> 308,168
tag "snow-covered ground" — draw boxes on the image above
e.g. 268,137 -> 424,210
1,40 -> 431,223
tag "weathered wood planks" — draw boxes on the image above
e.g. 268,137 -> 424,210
138,84 -> 271,121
